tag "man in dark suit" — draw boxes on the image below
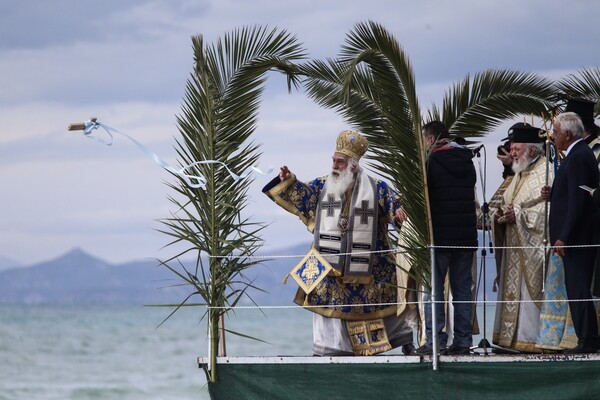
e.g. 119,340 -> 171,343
541,111 -> 600,353
566,98 -> 600,298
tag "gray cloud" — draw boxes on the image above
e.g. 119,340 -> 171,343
1,0 -> 599,264
0,0 -> 209,49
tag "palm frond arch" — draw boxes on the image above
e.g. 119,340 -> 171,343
301,21 -> 558,289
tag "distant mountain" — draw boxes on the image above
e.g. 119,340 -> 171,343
0,239 -> 497,306
0,255 -> 22,271
0,248 -> 188,305
0,244 -> 312,306
0,249 -> 186,304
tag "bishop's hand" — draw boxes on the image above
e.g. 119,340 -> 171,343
279,165 -> 292,181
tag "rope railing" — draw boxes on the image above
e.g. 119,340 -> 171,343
206,242 -> 600,260
193,242 -> 600,311
204,297 -> 598,311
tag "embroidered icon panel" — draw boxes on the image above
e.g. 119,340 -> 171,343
290,247 -> 333,294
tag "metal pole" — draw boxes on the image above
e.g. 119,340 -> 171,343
543,138 -> 550,293
540,119 -> 553,293
219,313 -> 227,356
207,311 -> 212,374
431,245 -> 438,371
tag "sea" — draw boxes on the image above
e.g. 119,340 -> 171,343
0,305 -> 314,400
0,304 -> 496,400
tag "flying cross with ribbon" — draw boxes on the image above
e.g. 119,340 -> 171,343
68,117 -> 273,190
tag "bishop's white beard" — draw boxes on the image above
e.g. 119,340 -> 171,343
327,167 -> 355,197
512,153 -> 533,174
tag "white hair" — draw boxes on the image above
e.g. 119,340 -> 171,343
527,143 -> 544,156
348,157 -> 360,173
512,142 -> 544,174
556,112 -> 585,139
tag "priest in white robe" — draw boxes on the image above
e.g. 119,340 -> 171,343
492,123 -> 551,352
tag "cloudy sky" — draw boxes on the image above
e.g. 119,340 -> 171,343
1,0 -> 599,266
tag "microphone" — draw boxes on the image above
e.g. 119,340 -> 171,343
472,144 -> 485,156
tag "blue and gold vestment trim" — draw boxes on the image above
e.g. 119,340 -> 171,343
346,319 -> 392,356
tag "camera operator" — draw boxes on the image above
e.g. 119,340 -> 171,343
497,136 -> 514,179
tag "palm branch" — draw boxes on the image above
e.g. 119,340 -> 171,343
301,21 -> 558,291
556,66 -> 600,114
301,20 -> 431,288
427,69 -> 555,141
158,26 -> 305,381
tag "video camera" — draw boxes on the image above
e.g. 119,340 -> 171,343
497,141 -> 511,155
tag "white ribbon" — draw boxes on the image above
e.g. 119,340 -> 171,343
81,119 -> 273,189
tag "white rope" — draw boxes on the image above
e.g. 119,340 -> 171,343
208,247 -> 410,260
205,297 -> 599,310
200,236 -> 600,312
207,242 -> 600,259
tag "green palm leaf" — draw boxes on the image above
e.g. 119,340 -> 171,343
158,26 -> 305,381
429,69 -> 555,140
556,66 -> 600,114
301,22 -> 558,291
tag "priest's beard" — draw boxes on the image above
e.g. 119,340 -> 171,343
328,166 -> 356,197
512,152 -> 533,174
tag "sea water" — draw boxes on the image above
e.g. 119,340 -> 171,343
0,304 -> 495,400
0,305 -> 313,400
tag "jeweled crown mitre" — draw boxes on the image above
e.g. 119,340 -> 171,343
335,130 -> 368,161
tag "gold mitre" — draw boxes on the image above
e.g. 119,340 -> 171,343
335,130 -> 368,160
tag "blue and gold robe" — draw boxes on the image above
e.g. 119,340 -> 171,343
262,170 -> 401,321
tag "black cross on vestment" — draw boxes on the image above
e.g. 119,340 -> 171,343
354,200 -> 374,224
322,194 -> 342,217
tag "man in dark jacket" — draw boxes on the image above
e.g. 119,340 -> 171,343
415,121 -> 478,356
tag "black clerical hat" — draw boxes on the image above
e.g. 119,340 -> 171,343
500,122 -> 518,142
565,98 -> 600,133
508,122 -> 544,143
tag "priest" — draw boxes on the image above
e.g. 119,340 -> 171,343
262,130 -> 414,356
492,123 -> 551,352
